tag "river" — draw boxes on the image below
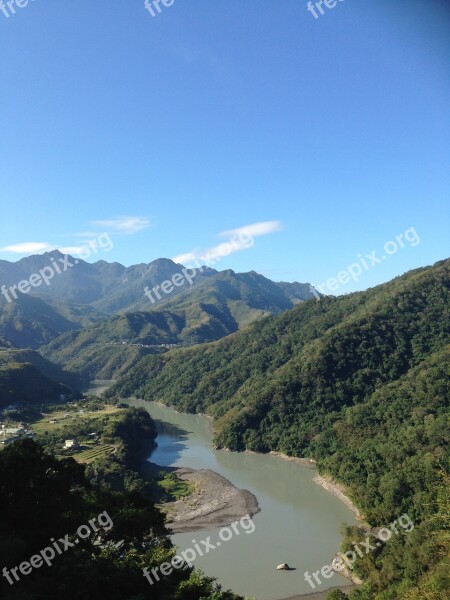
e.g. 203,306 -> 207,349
83,380 -> 117,396
131,399 -> 358,600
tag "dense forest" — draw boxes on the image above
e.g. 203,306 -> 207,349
109,259 -> 450,599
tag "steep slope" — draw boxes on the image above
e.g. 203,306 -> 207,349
39,310 -> 178,383
0,252 -> 317,316
0,294 -> 96,349
91,259 -> 218,314
0,348 -> 80,406
46,343 -> 163,384
40,304 -> 241,382
324,348 -> 449,599
0,348 -> 82,390
0,251 -> 127,305
0,252 -> 217,312
275,280 -> 320,304
0,362 -> 74,407
1,252 -> 317,379
109,260 -> 449,453
142,269 -> 313,321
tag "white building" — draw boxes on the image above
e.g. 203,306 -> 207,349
64,439 -> 78,449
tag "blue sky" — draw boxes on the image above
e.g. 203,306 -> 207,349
0,0 -> 449,294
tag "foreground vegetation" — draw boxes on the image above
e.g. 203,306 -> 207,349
0,396 -> 249,600
0,439 -> 247,600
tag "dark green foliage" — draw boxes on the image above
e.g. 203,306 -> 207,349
104,407 -> 158,469
0,348 -> 81,406
0,439 -> 245,600
1,253 -> 316,382
0,361 -> 72,407
0,293 -> 104,349
327,591 -> 348,599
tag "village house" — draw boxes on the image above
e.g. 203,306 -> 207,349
63,439 -> 79,450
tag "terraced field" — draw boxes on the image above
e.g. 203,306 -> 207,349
73,444 -> 115,463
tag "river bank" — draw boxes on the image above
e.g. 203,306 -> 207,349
268,451 -> 316,468
280,584 -> 357,599
140,401 -> 362,523
313,474 -> 362,519
265,451 -> 362,521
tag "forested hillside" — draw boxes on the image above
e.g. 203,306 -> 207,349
0,252 -> 315,319
0,294 -> 103,349
0,348 -> 81,406
0,362 -> 73,407
109,259 -> 450,599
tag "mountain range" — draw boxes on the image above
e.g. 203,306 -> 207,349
0,251 -> 317,395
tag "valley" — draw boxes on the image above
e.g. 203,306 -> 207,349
2,6 -> 448,599
0,257 -> 448,600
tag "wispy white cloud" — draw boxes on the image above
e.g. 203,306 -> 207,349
0,242 -> 91,256
90,216 -> 151,234
219,221 -> 282,238
172,251 -> 200,265
0,242 -> 53,254
58,246 -> 86,255
172,220 -> 282,266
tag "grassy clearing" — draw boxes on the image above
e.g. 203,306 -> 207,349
158,472 -> 195,500
30,406 -> 123,435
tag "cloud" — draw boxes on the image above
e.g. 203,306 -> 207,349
172,220 -> 282,266
0,242 -> 90,257
196,238 -> 251,264
219,221 -> 282,238
172,251 -> 200,265
58,246 -> 86,255
90,216 -> 151,234
0,242 -> 53,254
0,216 -> 151,258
